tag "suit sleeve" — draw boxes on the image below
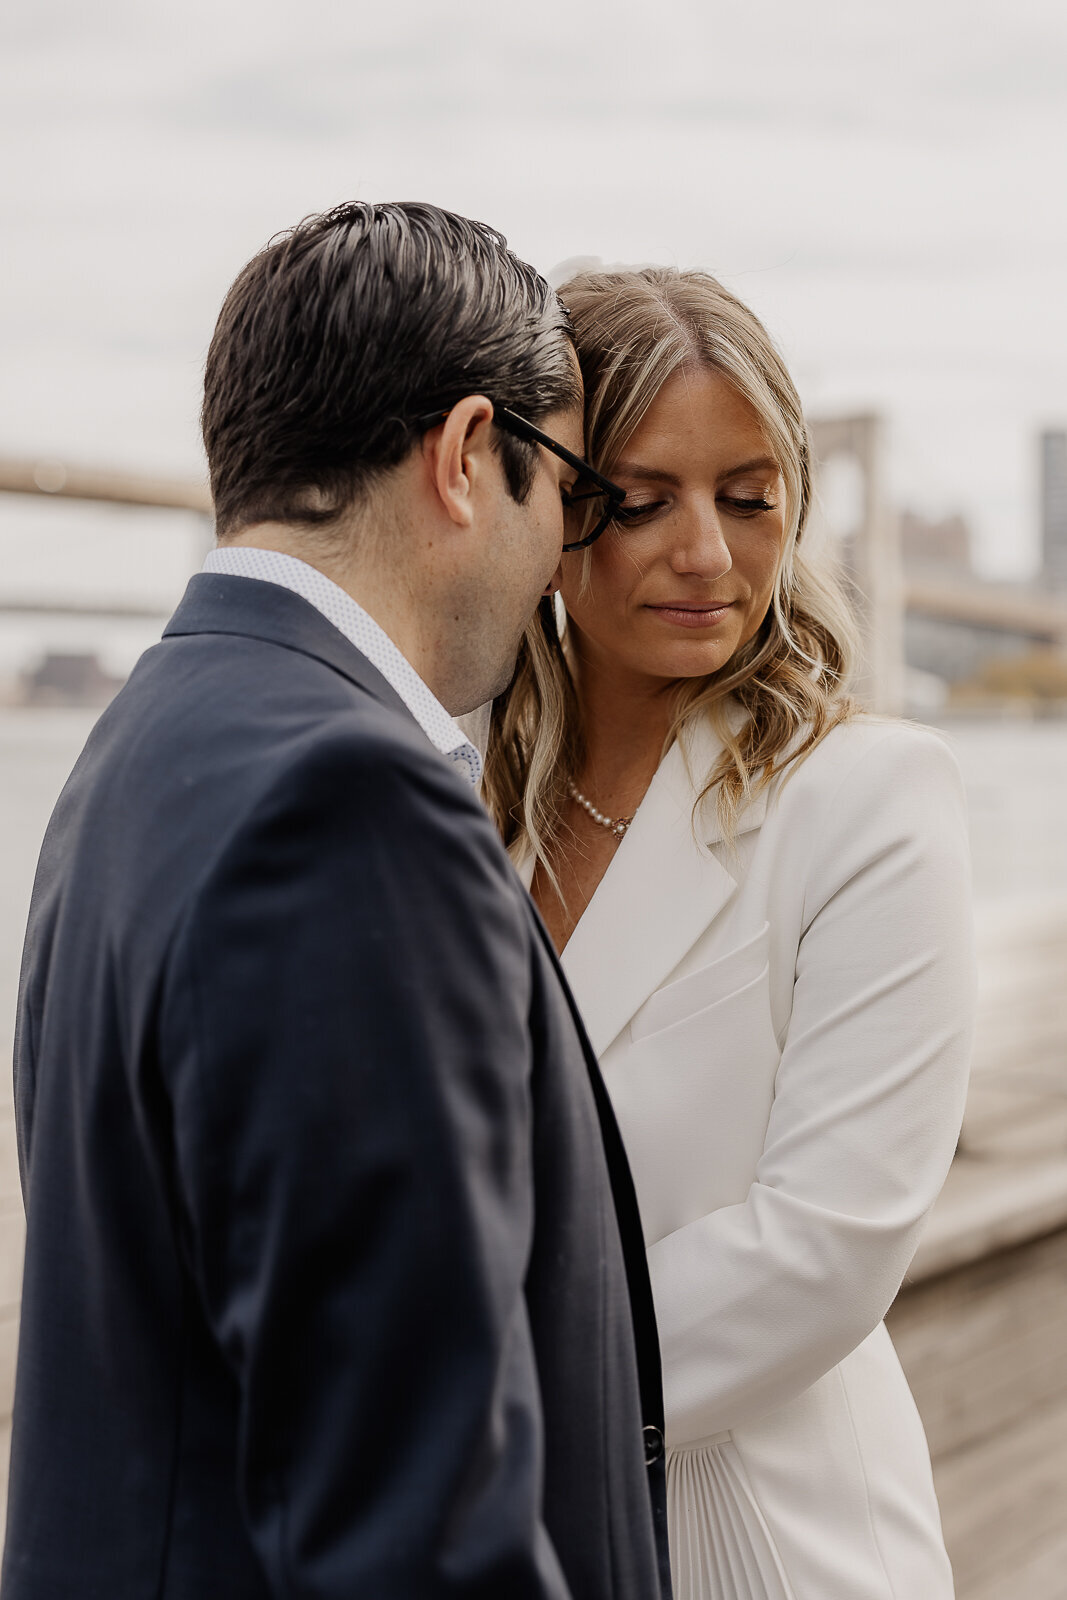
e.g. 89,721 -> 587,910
160,723 -> 572,1598
647,726 -> 976,1444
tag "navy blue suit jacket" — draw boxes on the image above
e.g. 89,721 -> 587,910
5,575 -> 669,1599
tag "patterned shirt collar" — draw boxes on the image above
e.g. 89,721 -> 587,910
201,547 -> 482,786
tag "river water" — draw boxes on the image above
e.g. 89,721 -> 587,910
2,707 -> 1067,1063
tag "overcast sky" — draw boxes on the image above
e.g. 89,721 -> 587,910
2,0 -> 1066,627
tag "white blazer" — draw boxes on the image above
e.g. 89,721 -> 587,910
523,713 -> 975,1600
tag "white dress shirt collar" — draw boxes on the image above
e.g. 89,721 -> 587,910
202,546 -> 482,785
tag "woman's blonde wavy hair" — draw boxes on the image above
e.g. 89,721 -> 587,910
482,266 -> 858,874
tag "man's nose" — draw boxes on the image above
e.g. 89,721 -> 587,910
668,502 -> 732,580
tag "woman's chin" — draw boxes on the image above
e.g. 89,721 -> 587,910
615,644 -> 736,685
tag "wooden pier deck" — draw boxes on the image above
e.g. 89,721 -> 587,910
892,1172 -> 1067,1596
889,899 -> 1067,1599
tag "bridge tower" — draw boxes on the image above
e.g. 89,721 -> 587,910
807,413 -> 904,714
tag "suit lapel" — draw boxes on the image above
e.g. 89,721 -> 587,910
561,716 -> 766,1058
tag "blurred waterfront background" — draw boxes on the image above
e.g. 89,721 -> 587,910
3,1 -> 1067,1595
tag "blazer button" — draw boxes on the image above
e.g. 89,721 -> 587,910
643,1424 -> 664,1465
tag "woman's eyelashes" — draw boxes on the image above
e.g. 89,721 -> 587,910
721,495 -> 777,517
613,498 -> 667,526
612,491 -> 777,527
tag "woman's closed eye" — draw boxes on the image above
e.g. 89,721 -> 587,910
612,492 -> 777,529
721,495 -> 777,517
613,498 -> 668,527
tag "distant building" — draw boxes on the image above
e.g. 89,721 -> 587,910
903,612 -> 1028,685
899,510 -> 972,576
1041,429 -> 1067,590
20,652 -> 123,708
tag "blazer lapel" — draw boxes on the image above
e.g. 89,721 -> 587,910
561,715 -> 766,1058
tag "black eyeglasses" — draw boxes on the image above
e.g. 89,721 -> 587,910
413,403 -> 626,551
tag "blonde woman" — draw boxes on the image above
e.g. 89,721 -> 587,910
482,268 -> 974,1599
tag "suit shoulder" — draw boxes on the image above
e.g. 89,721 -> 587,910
288,703 -> 486,813
202,704 -> 491,880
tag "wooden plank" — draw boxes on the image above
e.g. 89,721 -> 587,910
890,1226 -> 1067,1458
0,1417 -> 9,1552
0,1312 -> 16,1424
908,1156 -> 1067,1281
934,1390 -> 1067,1600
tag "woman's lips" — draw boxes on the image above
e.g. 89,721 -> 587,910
645,602 -> 734,629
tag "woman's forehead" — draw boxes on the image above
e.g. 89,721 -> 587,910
612,372 -> 781,479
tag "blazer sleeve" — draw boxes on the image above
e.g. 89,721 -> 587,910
160,721 -> 572,1599
646,725 -> 976,1444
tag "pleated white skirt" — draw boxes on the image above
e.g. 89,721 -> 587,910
664,1335 -> 955,1600
667,1441 -> 794,1600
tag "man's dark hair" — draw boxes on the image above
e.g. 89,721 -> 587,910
202,201 -> 580,537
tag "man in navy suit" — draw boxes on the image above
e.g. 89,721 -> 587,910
5,202 -> 669,1598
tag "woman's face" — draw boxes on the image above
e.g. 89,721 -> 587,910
559,366 -> 788,691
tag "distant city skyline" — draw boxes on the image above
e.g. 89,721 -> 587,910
2,0 -> 1067,619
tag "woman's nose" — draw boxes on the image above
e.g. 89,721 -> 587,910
668,504 -> 732,579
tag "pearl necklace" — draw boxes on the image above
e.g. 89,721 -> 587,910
567,779 -> 635,840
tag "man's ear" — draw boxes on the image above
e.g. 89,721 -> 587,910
422,395 -> 496,529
